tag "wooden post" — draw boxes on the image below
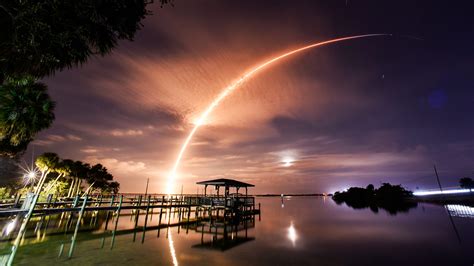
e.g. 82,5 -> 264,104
65,212 -> 73,232
72,195 -> 79,208
14,194 -> 21,208
186,205 -> 191,234
68,195 -> 88,258
433,165 -> 444,192
134,195 -> 143,229
201,224 -> 205,244
104,195 -> 115,230
133,195 -> 143,242
7,190 -> 42,266
144,178 -> 150,198
58,243 -> 65,258
110,195 -> 123,249
100,236 -> 105,249
141,195 -> 151,243
157,195 -> 164,237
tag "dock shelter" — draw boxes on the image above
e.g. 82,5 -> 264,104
196,178 -> 254,197
196,178 -> 255,209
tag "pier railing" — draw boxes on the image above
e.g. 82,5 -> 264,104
0,193 -> 257,217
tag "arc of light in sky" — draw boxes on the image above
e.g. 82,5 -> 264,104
165,34 -> 391,194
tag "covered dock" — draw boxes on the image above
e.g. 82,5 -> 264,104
196,178 -> 256,210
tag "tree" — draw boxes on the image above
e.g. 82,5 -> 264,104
0,0 -> 172,81
67,161 -> 90,197
86,164 -> 114,194
0,1 -> 171,186
366,184 -> 375,192
0,77 -> 55,157
0,77 -> 55,186
43,159 -> 73,194
34,152 -> 60,194
459,177 -> 474,190
107,181 -> 120,194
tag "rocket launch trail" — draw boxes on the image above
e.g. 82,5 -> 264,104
165,34 -> 392,194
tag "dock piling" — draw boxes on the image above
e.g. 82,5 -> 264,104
68,195 -> 88,258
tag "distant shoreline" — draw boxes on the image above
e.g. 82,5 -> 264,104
413,193 -> 474,207
255,193 -> 329,197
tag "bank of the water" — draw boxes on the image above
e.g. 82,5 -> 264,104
2,197 -> 474,265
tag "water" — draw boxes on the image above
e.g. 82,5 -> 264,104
1,197 -> 474,265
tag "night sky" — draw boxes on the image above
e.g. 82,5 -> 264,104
29,1 -> 474,194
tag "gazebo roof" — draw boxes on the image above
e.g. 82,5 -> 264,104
196,178 -> 255,188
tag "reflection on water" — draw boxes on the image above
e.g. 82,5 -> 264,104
287,221 -> 297,247
333,197 -> 419,215
168,230 -> 178,266
446,204 -> 474,219
1,197 -> 474,265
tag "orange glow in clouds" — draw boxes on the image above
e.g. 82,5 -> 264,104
165,34 -> 391,194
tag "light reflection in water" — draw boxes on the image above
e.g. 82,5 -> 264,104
168,230 -> 178,266
446,204 -> 474,219
287,221 -> 297,247
2,219 -> 16,236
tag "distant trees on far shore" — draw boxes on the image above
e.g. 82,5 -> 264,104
332,183 -> 416,215
459,177 -> 474,190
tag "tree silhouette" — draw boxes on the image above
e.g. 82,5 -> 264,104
333,183 -> 417,215
0,0 -> 172,81
459,177 -> 474,190
86,164 -> 114,194
34,152 -> 60,194
0,77 -> 55,157
0,0 -> 172,185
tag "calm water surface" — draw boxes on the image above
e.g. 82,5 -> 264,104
2,197 -> 474,265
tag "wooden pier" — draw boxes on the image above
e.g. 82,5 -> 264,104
0,178 -> 261,264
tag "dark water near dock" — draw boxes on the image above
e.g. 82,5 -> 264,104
1,197 -> 474,265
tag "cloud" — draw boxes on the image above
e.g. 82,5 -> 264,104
32,133 -> 82,146
47,135 -> 65,142
109,129 -> 144,137
67,134 -> 82,141
84,156 -> 146,174
31,1 -> 474,194
80,148 -> 98,154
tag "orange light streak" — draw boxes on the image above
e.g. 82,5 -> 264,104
166,34 -> 391,194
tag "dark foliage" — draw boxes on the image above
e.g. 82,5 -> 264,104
333,183 -> 417,215
0,0 -> 172,79
459,177 -> 474,189
0,77 -> 55,157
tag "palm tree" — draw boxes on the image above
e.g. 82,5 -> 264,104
0,0 -> 172,80
67,161 -> 90,197
44,159 -> 73,195
0,77 -> 55,152
0,77 -> 55,186
34,153 -> 60,194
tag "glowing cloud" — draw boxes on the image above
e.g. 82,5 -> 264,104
166,34 -> 392,194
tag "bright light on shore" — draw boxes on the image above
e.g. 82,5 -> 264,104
413,188 -> 472,196
27,171 -> 36,180
22,170 -> 38,185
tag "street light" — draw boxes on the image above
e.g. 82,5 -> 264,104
23,171 -> 36,184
